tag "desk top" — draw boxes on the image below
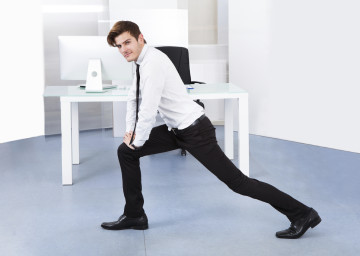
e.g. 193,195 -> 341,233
43,83 -> 247,98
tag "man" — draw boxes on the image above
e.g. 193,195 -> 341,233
101,21 -> 321,239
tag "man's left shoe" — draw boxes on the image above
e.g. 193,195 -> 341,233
276,208 -> 321,239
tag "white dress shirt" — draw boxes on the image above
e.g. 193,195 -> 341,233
126,44 -> 204,147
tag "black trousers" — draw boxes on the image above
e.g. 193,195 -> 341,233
117,116 -> 310,222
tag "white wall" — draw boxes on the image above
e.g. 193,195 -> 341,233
217,0 -> 228,44
109,9 -> 188,48
229,0 -> 360,153
109,0 -> 178,9
0,0 -> 45,143
188,0 -> 217,44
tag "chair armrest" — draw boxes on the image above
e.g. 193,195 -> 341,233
190,81 -> 206,84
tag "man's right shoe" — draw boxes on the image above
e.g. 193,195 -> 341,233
101,213 -> 148,230
276,208 -> 321,239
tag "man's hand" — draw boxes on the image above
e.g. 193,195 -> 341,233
123,132 -> 135,150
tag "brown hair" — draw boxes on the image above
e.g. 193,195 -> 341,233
107,20 -> 147,47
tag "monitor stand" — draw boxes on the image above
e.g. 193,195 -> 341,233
82,59 -> 118,92
85,59 -> 103,92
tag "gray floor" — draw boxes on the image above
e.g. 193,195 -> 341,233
1,126 -> 359,256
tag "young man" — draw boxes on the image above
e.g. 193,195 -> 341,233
101,21 -> 321,239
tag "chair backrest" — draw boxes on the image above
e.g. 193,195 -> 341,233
155,46 -> 191,84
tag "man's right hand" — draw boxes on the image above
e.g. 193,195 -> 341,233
124,131 -> 135,149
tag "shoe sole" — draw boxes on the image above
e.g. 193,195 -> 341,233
101,224 -> 149,231
132,224 -> 149,230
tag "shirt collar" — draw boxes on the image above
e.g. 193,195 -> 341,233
135,44 -> 148,66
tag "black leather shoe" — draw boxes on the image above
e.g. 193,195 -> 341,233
276,208 -> 321,239
101,213 -> 148,230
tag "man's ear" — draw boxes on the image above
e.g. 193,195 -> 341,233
138,33 -> 145,44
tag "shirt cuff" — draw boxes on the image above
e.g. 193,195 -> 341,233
132,138 -> 146,147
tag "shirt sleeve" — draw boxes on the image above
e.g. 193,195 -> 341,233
132,60 -> 166,147
125,74 -> 137,133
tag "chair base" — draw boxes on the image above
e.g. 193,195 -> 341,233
181,149 -> 187,156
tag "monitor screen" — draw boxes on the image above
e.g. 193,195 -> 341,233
58,36 -> 134,84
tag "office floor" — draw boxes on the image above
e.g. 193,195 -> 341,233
1,126 -> 359,256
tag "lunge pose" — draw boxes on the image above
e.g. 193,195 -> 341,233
101,21 -> 321,239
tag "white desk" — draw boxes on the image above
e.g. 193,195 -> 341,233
44,83 -> 249,185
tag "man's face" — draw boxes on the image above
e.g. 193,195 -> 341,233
114,31 -> 144,62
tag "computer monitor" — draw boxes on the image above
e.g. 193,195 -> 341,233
58,36 -> 134,92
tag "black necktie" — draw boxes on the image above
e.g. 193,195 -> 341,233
129,64 -> 140,144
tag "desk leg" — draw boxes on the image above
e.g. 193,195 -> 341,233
224,99 -> 234,159
238,94 -> 250,176
112,101 -> 126,137
72,102 -> 79,165
60,100 -> 73,185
